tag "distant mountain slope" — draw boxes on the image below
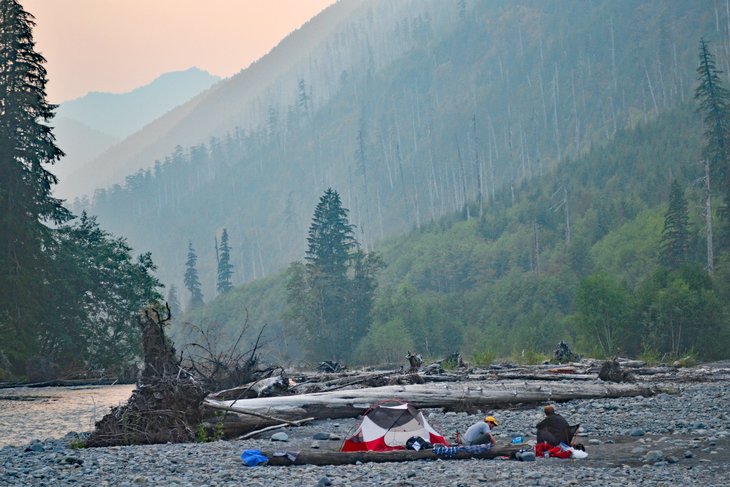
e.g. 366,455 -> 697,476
61,0 -> 365,199
54,67 -> 220,198
79,0 -> 726,301
57,67 -> 220,139
52,116 -> 120,183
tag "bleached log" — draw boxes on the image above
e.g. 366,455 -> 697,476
239,417 -> 315,440
210,376 -> 290,401
494,373 -> 596,381
262,446 -> 520,466
204,379 -> 663,437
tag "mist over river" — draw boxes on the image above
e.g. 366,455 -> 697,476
0,385 -> 134,448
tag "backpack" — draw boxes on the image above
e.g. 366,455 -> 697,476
405,436 -> 433,451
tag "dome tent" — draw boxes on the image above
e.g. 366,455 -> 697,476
341,400 -> 449,452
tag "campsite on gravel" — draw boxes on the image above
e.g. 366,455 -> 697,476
2,360 -> 729,486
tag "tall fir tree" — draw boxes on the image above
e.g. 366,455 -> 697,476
659,180 -> 691,270
216,228 -> 234,294
287,188 -> 382,361
184,241 -> 204,309
0,0 -> 71,365
695,39 -> 730,247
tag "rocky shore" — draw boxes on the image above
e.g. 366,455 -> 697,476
1,366 -> 729,486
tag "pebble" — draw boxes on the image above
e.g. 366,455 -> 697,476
644,451 -> 664,463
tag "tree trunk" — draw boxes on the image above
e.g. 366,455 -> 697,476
261,446 -> 521,466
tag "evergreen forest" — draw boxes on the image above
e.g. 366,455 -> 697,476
0,0 -> 161,381
75,0 -> 725,300
2,0 -> 730,382
183,97 -> 730,365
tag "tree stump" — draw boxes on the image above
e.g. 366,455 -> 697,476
598,359 -> 634,383
86,306 -> 207,446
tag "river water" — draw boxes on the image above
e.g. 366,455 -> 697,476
0,384 -> 134,447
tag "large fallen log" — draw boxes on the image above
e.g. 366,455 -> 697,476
204,379 -> 664,437
261,446 -> 521,466
493,373 -> 596,381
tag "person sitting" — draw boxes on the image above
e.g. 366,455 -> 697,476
536,405 -> 574,446
463,415 -> 498,446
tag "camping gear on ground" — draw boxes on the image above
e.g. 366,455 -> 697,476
534,442 -> 587,459
571,448 -> 588,459
241,449 -> 269,467
341,400 -> 449,452
514,449 -> 536,461
261,445 -> 520,466
432,444 -> 491,458
535,442 -> 572,459
405,436 -> 432,450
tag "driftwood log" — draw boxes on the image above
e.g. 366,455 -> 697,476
261,446 -> 521,466
203,379 -> 663,437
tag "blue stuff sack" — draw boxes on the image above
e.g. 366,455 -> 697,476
241,449 -> 269,467
511,436 -> 525,444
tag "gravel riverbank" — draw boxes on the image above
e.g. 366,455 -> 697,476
1,372 -> 729,486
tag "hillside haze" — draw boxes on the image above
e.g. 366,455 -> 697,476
54,67 -> 220,198
74,0 -> 724,304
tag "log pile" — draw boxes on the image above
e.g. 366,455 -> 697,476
202,378 -> 664,438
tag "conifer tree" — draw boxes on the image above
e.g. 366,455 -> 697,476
287,188 -> 383,361
184,241 -> 204,309
306,188 -> 356,274
0,0 -> 71,363
695,39 -> 730,246
216,228 -> 234,294
659,180 -> 691,270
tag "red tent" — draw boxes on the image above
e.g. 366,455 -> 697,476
341,400 -> 449,452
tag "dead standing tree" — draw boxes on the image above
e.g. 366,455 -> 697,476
86,305 -> 208,447
87,305 -> 275,446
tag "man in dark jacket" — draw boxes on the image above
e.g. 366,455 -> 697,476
536,405 -> 573,446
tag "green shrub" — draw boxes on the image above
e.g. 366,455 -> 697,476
69,438 -> 87,449
672,352 -> 698,368
354,318 -> 415,365
639,346 -> 662,366
195,423 -> 209,443
213,413 -> 225,441
471,349 -> 496,366
513,349 -> 550,365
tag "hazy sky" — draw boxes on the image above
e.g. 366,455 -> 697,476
24,0 -> 336,103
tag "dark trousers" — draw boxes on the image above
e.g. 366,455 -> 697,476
537,429 -> 560,446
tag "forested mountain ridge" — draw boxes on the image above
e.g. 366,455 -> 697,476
76,0 -> 726,304
64,0 -> 366,199
180,102 -> 729,364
